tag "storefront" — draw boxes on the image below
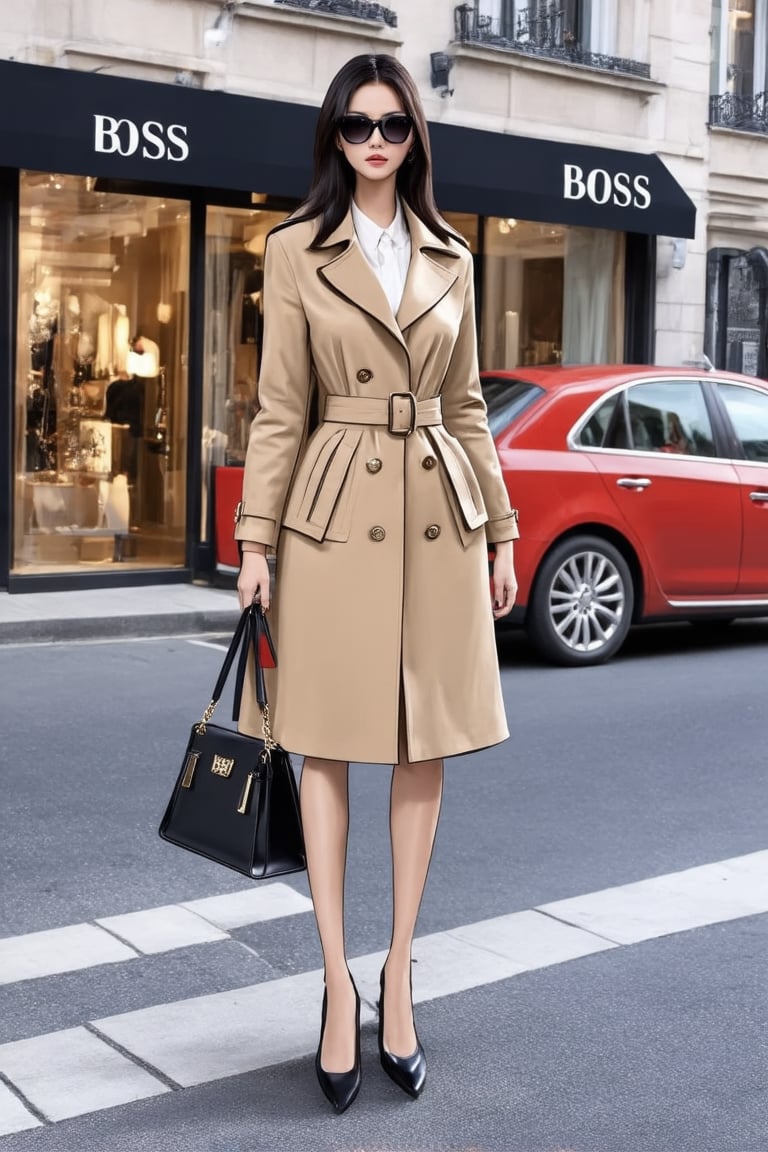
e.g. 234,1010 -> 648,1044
0,59 -> 695,590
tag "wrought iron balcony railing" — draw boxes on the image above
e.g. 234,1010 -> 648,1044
453,3 -> 650,80
709,91 -> 768,135
273,0 -> 397,26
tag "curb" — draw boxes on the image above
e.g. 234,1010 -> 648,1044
0,610 -> 241,645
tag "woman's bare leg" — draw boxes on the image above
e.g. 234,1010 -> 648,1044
300,756 -> 357,1072
383,757 -> 444,1054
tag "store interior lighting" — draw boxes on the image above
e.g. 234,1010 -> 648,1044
205,0 -> 239,47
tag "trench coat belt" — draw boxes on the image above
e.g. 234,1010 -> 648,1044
323,393 -> 442,437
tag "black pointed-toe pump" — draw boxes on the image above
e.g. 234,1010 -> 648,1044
315,980 -> 362,1114
378,966 -> 427,1099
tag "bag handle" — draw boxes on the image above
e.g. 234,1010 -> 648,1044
197,604 -> 275,739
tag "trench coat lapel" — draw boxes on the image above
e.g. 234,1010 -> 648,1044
396,202 -> 461,333
316,212 -> 407,351
315,204 -> 463,347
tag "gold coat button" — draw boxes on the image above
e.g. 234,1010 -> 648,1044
425,524 -> 441,540
369,526 -> 386,542
366,458 -> 382,474
422,455 -> 437,470
356,368 -> 373,383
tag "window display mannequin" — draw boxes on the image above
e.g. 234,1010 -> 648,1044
26,289 -> 59,471
104,334 -> 158,482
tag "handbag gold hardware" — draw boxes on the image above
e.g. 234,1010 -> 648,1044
181,751 -> 200,789
211,755 -> 235,778
237,772 -> 255,815
196,698 -> 217,735
261,704 -> 277,752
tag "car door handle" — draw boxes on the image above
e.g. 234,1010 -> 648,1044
617,477 -> 652,490
749,491 -> 768,503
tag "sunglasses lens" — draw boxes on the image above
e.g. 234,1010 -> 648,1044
381,115 -> 413,144
339,116 -> 372,145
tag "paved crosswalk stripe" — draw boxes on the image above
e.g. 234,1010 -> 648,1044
0,882 -> 312,985
96,905 -> 229,954
0,1080 -> 42,1136
0,1028 -> 169,1123
181,884 -> 312,930
538,849 -> 768,945
1,847 -> 765,1131
0,924 -> 137,987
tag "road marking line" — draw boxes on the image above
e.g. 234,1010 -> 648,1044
0,924 -> 137,987
96,905 -> 229,955
0,1028 -> 168,1123
0,1079 -> 42,1137
1,848 -> 765,1132
181,884 -> 312,930
186,639 -> 228,651
0,882 -> 312,985
538,849 -> 768,945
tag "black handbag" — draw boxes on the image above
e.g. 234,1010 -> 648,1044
159,603 -> 306,879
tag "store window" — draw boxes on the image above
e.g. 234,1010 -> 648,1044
14,172 -> 190,574
480,218 -> 624,370
705,246 -> 768,377
201,203 -> 289,553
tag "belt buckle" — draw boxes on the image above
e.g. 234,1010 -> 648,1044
388,392 -> 416,437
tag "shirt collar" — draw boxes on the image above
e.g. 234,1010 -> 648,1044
351,198 -> 410,252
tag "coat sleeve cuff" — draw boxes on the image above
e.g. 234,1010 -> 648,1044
233,505 -> 278,549
485,510 -> 520,544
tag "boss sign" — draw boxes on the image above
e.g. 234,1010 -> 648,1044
93,115 -> 190,162
563,163 -> 651,210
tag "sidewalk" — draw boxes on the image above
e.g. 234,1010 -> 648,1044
0,583 -> 241,644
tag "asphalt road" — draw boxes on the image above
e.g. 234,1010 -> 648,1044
1,619 -> 767,1151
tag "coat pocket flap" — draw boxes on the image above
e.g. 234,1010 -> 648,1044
427,426 -> 488,531
284,428 -> 362,542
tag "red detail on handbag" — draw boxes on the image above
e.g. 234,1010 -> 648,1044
258,630 -> 276,669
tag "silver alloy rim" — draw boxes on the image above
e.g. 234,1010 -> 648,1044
548,549 -> 625,653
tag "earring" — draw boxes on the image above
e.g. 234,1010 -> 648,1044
407,149 -> 416,164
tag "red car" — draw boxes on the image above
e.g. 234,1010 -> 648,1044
481,365 -> 768,665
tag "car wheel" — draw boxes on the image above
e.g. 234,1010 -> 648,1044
527,535 -> 634,666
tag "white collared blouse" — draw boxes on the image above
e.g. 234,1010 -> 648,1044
351,197 -> 411,316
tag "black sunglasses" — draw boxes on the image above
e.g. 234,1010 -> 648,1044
337,113 -> 414,146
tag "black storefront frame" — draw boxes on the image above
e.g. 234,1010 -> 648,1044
0,59 -> 695,592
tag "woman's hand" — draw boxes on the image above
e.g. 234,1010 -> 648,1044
237,546 -> 271,611
492,541 -> 517,620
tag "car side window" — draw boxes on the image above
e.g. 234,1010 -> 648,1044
717,383 -> 768,462
577,395 -> 619,447
608,382 -> 716,457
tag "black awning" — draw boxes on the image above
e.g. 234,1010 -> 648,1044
430,123 -> 696,239
0,60 -> 695,238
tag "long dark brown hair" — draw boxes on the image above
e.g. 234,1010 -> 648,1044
291,54 -> 458,248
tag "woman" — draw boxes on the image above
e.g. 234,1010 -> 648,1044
236,54 -> 518,1113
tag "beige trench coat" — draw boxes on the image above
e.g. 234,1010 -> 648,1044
235,202 -> 519,764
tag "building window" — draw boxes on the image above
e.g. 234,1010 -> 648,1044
14,172 -> 190,576
710,0 -> 768,132
480,217 -> 625,369
454,1 -> 647,77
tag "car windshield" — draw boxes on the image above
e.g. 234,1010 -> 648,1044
481,377 -> 545,438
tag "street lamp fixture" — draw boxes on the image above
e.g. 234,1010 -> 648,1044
430,52 -> 455,98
